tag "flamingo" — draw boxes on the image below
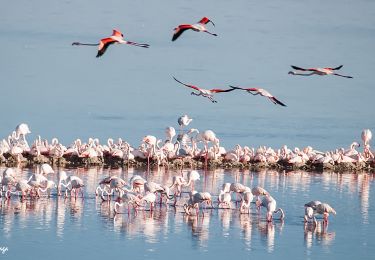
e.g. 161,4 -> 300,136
172,17 -> 217,41
230,86 -> 287,107
195,130 -> 220,167
259,194 -> 285,222
165,127 -> 176,142
15,123 -> 31,150
217,190 -> 232,209
139,192 -> 157,212
144,181 -> 172,205
240,191 -> 254,213
114,192 -> 141,214
173,77 -> 235,103
184,191 -> 213,216
100,177 -> 127,201
5,179 -> 32,200
361,129 -> 372,146
184,170 -> 200,191
288,65 -> 353,78
169,175 -> 187,200
315,203 -> 336,223
72,29 -> 149,58
178,115 -> 193,131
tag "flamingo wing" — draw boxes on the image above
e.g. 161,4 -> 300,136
229,85 -> 258,92
112,29 -> 124,38
269,96 -> 287,107
326,65 -> 343,70
290,65 -> 309,71
173,77 -> 200,91
210,88 -> 236,93
96,38 -> 115,58
198,17 -> 215,26
172,25 -> 192,41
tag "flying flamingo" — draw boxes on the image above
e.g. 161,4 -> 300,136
72,29 -> 149,58
178,115 -> 193,131
230,86 -> 287,107
172,17 -> 217,41
173,77 -> 235,103
288,65 -> 353,78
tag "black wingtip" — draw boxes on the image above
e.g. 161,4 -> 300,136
333,65 -> 343,70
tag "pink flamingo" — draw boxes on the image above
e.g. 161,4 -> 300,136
173,77 -> 235,103
230,86 -> 287,107
288,65 -> 353,78
72,29 -> 149,58
172,17 -> 217,41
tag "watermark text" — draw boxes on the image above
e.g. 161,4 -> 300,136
0,247 -> 8,255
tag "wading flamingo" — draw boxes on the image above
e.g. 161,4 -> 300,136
230,86 -> 287,107
259,194 -> 285,222
315,203 -> 336,223
173,77 -> 235,103
184,191 -> 213,216
172,17 -> 217,41
72,29 -> 149,58
288,65 -> 353,78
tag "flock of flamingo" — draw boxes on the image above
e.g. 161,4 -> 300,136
0,163 -> 337,226
0,122 -> 373,171
0,120 -> 373,227
72,17 -> 353,104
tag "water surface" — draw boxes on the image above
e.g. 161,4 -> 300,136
1,166 -> 374,259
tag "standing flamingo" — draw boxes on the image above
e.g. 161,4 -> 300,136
172,17 -> 217,41
259,194 -> 285,222
315,203 -> 336,223
230,86 -> 287,107
218,190 -> 232,209
165,127 -> 176,142
361,129 -> 372,146
288,65 -> 353,78
184,191 -> 213,216
173,77 -> 235,103
72,29 -> 149,58
184,170 -> 200,191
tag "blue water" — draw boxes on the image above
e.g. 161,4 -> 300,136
1,167 -> 374,260
0,0 -> 374,152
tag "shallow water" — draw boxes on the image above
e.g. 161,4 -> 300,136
1,0 -> 375,259
0,0 -> 374,151
1,166 -> 374,259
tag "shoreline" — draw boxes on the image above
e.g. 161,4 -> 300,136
1,152 -> 374,173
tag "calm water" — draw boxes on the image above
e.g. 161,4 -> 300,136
1,0 -> 375,259
0,0 -> 374,151
0,166 -> 374,260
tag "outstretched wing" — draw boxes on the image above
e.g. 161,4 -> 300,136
172,25 -> 192,41
229,85 -> 258,92
269,97 -> 287,107
210,88 -> 235,93
96,38 -> 115,58
326,65 -> 343,70
173,77 -> 200,91
291,65 -> 308,71
112,29 -> 124,38
198,17 -> 215,26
